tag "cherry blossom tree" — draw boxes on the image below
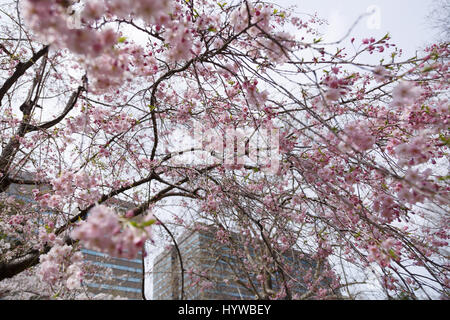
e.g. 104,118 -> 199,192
0,0 -> 448,299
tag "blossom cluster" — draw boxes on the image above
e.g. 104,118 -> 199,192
323,75 -> 352,102
71,205 -> 153,259
34,171 -> 100,210
38,242 -> 84,290
372,193 -> 400,223
394,135 -> 432,167
23,0 -> 170,92
23,1 -> 116,57
243,80 -> 269,108
392,81 -> 422,107
367,238 -> 402,268
340,121 -> 376,152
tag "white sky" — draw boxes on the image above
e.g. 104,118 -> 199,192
274,0 -> 437,58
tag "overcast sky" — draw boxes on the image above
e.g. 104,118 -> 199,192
274,0 -> 437,58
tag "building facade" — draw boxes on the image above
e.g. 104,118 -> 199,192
3,171 -> 144,299
152,224 -> 333,300
81,248 -> 144,299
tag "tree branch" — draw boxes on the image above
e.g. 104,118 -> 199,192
0,45 -> 49,106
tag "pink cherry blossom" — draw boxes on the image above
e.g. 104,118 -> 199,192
392,81 -> 422,107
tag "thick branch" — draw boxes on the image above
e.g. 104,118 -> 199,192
30,85 -> 84,132
0,250 -> 40,280
0,45 -> 49,106
0,85 -> 83,193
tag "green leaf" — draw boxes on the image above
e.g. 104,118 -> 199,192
439,134 -> 450,146
142,219 -> 156,227
193,8 -> 199,18
421,65 -> 435,73
118,36 -> 127,43
129,221 -> 139,227
388,248 -> 398,260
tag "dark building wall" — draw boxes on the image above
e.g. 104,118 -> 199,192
81,248 -> 144,300
3,173 -> 144,300
152,225 -> 327,300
